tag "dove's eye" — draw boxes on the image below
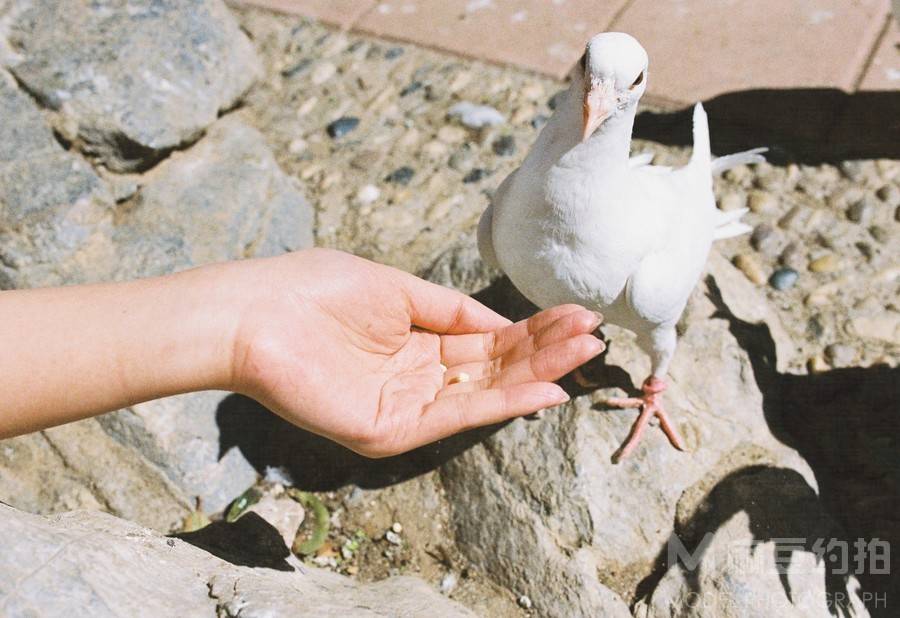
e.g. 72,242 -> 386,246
630,71 -> 644,89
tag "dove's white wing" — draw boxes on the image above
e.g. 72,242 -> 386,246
478,169 -> 520,271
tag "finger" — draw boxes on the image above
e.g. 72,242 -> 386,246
439,309 -> 601,386
439,333 -> 605,397
458,333 -> 605,394
412,382 -> 570,447
395,270 -> 510,334
440,304 -> 587,366
500,309 -> 602,367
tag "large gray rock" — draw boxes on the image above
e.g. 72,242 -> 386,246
0,422 -> 191,531
110,113 -> 313,278
640,463 -> 868,618
0,504 -> 475,617
5,0 -> 262,171
428,239 -> 869,617
0,73 -> 114,289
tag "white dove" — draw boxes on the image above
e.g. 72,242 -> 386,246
478,32 -> 765,462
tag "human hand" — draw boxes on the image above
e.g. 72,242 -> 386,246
229,249 -> 605,457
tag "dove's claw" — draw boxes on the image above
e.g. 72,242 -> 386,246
606,377 -> 685,463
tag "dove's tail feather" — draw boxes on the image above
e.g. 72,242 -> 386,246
712,147 -> 768,175
713,207 -> 752,240
688,103 -> 711,169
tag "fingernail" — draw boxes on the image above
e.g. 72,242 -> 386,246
550,388 -> 570,405
593,337 -> 606,354
592,311 -> 604,325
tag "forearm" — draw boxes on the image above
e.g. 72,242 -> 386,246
0,263 -> 241,438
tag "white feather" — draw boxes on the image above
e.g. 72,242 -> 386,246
481,33 -> 765,378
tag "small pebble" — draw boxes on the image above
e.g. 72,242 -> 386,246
805,279 -> 845,306
777,205 -> 805,230
869,225 -> 889,244
724,165 -> 752,185
876,183 -> 899,206
422,140 -> 448,158
440,572 -> 458,595
750,223 -> 782,256
846,197 -> 874,223
463,168 -> 489,184
385,530 -> 402,546
747,190 -> 778,214
350,150 -> 380,170
319,170 -> 342,190
874,264 -> 900,284
281,58 -> 312,78
718,191 -> 745,211
391,522 -> 403,534
327,117 -> 360,139
492,135 -> 516,157
806,315 -> 825,340
518,595 -> 533,610
311,61 -> 337,85
824,343 -> 856,368
521,82 -> 544,100
385,166 -> 415,185
297,97 -> 318,117
400,80 -> 422,97
448,71 -> 473,93
733,254 -> 767,285
437,125 -> 467,144
448,102 -> 505,128
346,564 -> 359,575
855,241 -> 874,260
398,127 -> 421,148
355,184 -> 380,205
448,147 -> 475,172
807,355 -> 830,374
769,268 -> 798,291
288,138 -> 307,154
779,242 -> 807,271
849,312 -> 900,345
511,104 -> 536,125
384,46 -> 404,59
826,187 -> 862,210
808,254 -> 841,273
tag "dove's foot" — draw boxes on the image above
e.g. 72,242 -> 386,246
605,377 -> 685,463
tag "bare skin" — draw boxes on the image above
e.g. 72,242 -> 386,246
0,248 -> 605,457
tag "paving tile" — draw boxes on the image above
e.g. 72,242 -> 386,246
612,0 -> 891,106
356,0 -> 631,79
860,18 -> 900,90
239,0 -> 378,28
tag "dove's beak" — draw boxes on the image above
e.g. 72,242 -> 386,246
582,80 -> 615,142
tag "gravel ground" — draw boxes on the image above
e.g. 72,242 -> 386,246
232,6 -> 898,612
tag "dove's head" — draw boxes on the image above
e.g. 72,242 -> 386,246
579,32 -> 648,141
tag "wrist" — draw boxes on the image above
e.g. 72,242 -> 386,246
219,251 -> 312,397
185,260 -> 256,394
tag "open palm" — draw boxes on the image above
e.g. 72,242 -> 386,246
232,249 -> 604,457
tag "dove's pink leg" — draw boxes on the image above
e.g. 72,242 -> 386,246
606,376 -> 685,462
